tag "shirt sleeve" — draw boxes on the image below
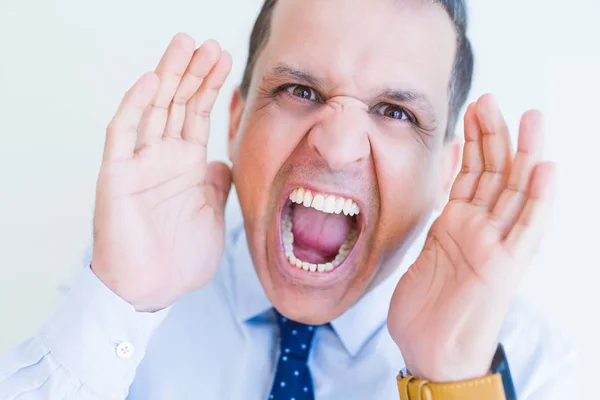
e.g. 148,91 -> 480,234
0,248 -> 171,399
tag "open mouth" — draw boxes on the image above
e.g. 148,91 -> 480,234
281,187 -> 361,273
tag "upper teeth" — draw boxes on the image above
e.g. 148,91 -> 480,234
289,187 -> 360,216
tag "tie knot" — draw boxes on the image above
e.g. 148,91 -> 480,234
275,310 -> 318,361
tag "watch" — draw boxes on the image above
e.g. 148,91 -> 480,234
397,344 -> 517,400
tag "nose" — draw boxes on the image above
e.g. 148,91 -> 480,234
307,98 -> 371,171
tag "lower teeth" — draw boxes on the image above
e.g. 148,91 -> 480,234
281,209 -> 357,273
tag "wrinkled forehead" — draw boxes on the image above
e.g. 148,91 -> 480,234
257,0 -> 457,114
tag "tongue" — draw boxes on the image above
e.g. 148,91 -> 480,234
292,205 -> 352,259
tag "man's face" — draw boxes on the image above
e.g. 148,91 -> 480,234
229,0 -> 459,324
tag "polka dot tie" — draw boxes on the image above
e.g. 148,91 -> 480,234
268,310 -> 318,400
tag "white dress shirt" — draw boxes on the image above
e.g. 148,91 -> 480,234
0,204 -> 578,399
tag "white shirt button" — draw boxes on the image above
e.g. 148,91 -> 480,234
116,342 -> 134,359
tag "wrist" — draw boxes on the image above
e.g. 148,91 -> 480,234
90,261 -> 175,312
405,361 -> 491,383
401,342 -> 495,382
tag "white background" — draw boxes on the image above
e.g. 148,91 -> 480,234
0,0 -> 598,395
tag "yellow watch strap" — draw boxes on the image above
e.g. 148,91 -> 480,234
397,372 -> 506,400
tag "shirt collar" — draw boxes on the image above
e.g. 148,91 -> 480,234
225,192 -> 273,322
228,222 -> 273,322
329,268 -> 402,357
224,195 -> 422,358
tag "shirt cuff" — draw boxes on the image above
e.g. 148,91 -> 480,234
40,265 -> 170,396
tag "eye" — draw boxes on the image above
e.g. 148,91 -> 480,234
285,85 -> 319,102
375,104 -> 414,122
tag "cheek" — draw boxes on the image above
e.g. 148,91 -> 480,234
371,133 -> 438,249
231,103 -> 312,228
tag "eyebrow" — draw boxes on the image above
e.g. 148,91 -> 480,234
263,63 -> 438,124
263,63 -> 326,90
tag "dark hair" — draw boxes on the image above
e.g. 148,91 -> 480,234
239,0 -> 474,138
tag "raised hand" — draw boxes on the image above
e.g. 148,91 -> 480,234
91,34 -> 233,312
388,94 -> 557,382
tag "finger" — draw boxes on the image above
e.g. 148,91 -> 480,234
182,51 -> 233,144
449,102 -> 484,201
503,162 -> 556,262
471,94 -> 513,208
204,161 -> 233,215
490,110 -> 545,235
104,72 -> 160,161
164,39 -> 222,140
136,33 -> 196,149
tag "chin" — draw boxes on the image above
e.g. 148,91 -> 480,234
255,184 -> 377,325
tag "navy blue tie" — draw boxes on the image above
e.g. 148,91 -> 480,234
268,310 -> 318,400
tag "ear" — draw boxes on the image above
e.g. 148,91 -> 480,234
435,136 -> 462,211
228,86 -> 245,161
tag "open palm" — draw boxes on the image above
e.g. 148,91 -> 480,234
91,34 -> 233,311
388,95 -> 557,381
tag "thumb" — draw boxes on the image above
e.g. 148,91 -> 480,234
204,161 -> 233,215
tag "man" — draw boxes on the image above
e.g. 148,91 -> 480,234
0,0 -> 576,399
